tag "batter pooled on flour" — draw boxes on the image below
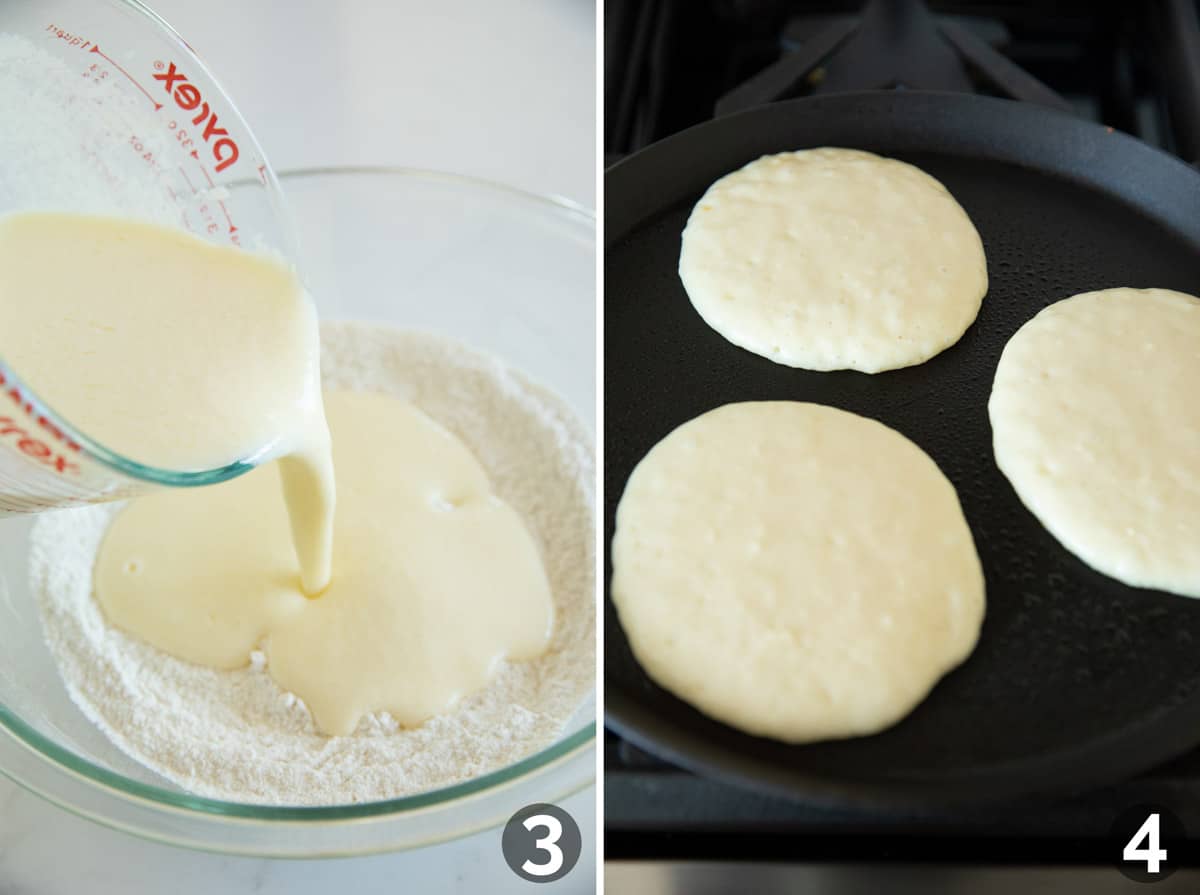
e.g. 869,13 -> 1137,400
95,389 -> 555,737
33,324 -> 595,805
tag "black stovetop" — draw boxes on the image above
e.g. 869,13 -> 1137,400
606,0 -> 1200,161
605,0 -> 1200,863
607,731 -> 1200,862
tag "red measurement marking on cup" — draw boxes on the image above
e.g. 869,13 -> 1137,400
178,166 -> 197,194
193,164 -> 235,233
128,135 -> 164,174
83,62 -> 110,87
165,119 -> 200,161
0,370 -> 82,476
89,45 -> 163,111
218,201 -> 238,234
194,167 -> 224,237
44,23 -> 93,52
194,164 -> 240,236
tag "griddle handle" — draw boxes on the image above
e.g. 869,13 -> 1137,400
938,20 -> 1073,115
715,19 -> 856,117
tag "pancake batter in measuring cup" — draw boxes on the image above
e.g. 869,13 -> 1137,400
0,211 -> 557,739
0,211 -> 336,595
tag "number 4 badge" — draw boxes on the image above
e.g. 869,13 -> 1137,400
1113,804 -> 1184,882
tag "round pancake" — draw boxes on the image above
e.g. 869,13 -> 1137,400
990,287 -> 1200,597
678,148 -> 988,373
611,401 -> 985,743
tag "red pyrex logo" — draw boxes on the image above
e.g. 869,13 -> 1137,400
0,369 -> 82,475
153,62 -> 240,173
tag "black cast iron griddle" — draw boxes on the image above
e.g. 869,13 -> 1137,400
604,91 -> 1200,807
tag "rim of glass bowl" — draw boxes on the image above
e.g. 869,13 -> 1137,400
0,166 -> 597,824
0,0 -> 301,489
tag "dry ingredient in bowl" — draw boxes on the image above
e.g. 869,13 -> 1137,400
30,322 -> 595,806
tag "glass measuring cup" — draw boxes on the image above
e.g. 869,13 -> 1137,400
0,0 -> 296,515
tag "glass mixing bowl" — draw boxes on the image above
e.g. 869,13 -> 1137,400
0,168 -> 596,857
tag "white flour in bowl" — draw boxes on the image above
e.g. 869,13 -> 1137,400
29,321 -> 595,806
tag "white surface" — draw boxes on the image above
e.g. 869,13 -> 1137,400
158,0 -> 596,207
0,0 -> 596,892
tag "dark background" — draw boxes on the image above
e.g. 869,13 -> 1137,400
605,0 -> 1199,161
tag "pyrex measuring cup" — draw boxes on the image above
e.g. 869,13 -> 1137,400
0,0 -> 296,515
